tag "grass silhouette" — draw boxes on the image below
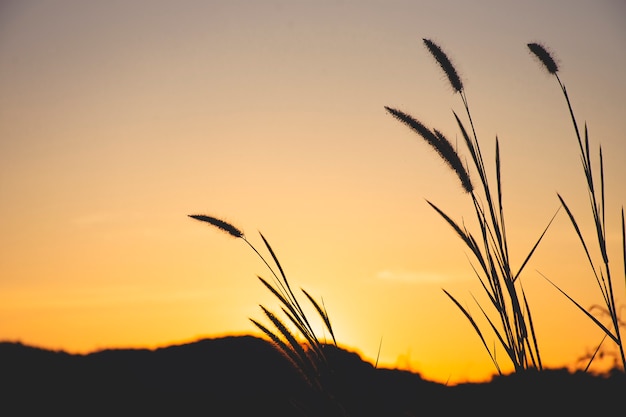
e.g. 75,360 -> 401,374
386,39 -> 557,374
386,39 -> 625,375
188,38 -> 625,414
527,42 -> 626,371
187,214 -> 347,416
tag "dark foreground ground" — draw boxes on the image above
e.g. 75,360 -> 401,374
1,335 -> 624,416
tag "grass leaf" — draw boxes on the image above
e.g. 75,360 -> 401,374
443,289 -> 502,374
557,194 -> 599,280
541,273 -> 618,344
513,205 -> 560,282
302,289 -> 337,346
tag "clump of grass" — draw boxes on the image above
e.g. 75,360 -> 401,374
188,214 -> 346,415
527,42 -> 626,371
386,39 -> 560,374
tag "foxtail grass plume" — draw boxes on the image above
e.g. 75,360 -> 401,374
423,38 -> 464,93
432,129 -> 473,194
188,214 -> 244,238
385,106 -> 473,193
527,43 -> 559,74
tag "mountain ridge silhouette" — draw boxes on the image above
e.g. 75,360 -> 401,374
1,335 -> 624,416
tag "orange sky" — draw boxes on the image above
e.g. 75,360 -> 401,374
1,0 -> 625,384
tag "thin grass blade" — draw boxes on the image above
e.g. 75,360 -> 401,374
584,122 -> 591,179
513,205 -> 560,282
495,137 -> 506,247
584,333 -> 608,372
467,256 -> 498,307
259,232 -> 289,287
302,288 -> 337,346
600,145 -> 605,237
427,200 -> 481,261
557,194 -> 599,280
443,289 -> 501,374
471,293 -> 517,367
559,83 -> 583,152
595,141 -> 609,265
453,111 -> 481,174
521,285 -> 542,369
622,207 -> 626,288
375,337 -> 383,369
541,273 -> 618,343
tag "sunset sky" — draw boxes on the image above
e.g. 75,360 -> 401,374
1,0 -> 625,384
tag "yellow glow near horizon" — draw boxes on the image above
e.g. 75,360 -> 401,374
1,1 -> 625,385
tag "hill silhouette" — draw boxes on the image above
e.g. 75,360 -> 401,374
1,335 -> 624,416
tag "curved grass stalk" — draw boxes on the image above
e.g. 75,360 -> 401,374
528,42 -> 626,370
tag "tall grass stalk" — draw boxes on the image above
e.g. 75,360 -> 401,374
188,214 -> 345,414
386,39 -> 560,374
528,43 -> 626,371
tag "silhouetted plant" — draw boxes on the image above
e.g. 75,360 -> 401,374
189,40 -> 624,406
528,42 -> 626,371
188,214 -> 346,416
386,39 -> 560,374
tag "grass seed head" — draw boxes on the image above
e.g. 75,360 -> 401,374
432,129 -> 474,194
423,38 -> 464,93
527,42 -> 559,74
385,106 -> 435,141
188,214 -> 244,238
385,106 -> 473,194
